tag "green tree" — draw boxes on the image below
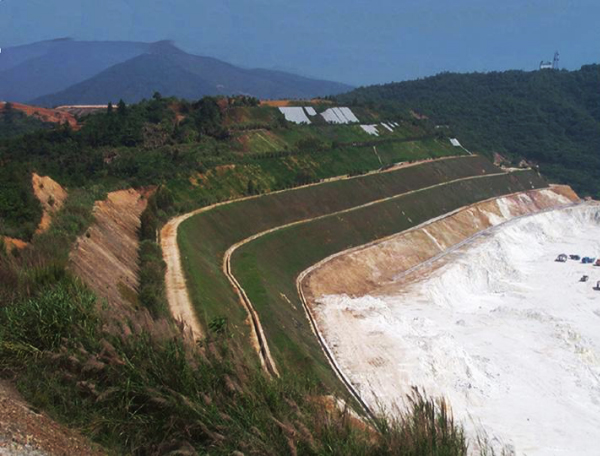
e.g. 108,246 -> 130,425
3,102 -> 15,125
117,99 -> 127,116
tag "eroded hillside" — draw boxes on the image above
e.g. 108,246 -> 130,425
69,189 -> 150,312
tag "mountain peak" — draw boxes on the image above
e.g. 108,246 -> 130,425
148,40 -> 184,55
1,38 -> 352,106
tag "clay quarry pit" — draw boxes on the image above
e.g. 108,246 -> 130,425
301,188 -> 600,454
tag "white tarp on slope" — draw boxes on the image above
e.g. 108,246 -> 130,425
317,204 -> 600,455
321,107 -> 360,124
304,107 -> 318,116
450,138 -> 462,147
381,122 -> 394,132
279,107 -> 311,124
360,125 -> 379,136
325,108 -> 346,123
339,107 -> 360,123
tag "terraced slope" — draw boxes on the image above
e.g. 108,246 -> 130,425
177,156 -> 499,359
230,169 -> 546,392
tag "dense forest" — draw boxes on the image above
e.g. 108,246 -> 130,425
338,64 -> 600,197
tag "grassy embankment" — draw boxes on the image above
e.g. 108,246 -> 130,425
0,97 -> 443,240
178,156 -> 499,367
0,163 -> 470,456
168,135 -> 456,211
230,169 -> 547,393
0,100 -> 479,454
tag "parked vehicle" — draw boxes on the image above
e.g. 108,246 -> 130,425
594,281 -> 600,291
582,257 -> 596,264
556,254 -> 568,262
594,259 -> 600,267
580,275 -> 589,282
570,255 -> 581,261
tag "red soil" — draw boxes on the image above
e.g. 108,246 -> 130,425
0,102 -> 78,129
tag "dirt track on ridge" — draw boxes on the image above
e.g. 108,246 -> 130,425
161,213 -> 206,340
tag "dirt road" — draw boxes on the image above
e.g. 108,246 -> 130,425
161,155 -> 488,372
161,212 -> 206,340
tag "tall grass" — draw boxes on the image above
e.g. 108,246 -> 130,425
0,187 -> 103,303
0,278 -> 469,455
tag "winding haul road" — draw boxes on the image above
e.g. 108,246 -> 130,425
160,156 -> 516,382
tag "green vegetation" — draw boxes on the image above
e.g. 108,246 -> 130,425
231,170 -> 546,388
0,278 -> 469,455
0,95 -> 448,241
338,65 -> 600,197
138,186 -> 176,317
0,102 -> 53,138
0,97 -> 481,454
0,164 -> 43,240
0,181 -> 470,455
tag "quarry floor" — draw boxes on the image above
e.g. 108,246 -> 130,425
313,203 -> 600,455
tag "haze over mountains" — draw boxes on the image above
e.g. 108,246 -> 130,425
0,39 -> 352,107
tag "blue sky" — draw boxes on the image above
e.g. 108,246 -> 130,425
0,0 -> 598,86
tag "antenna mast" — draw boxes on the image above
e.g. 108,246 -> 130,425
553,51 -> 560,70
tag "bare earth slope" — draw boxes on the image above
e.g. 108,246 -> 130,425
0,381 -> 103,456
1,173 -> 66,251
303,186 -> 578,298
0,102 -> 78,128
32,173 -> 67,235
69,189 -> 148,311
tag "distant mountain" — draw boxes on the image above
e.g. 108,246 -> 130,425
0,38 -> 152,102
338,65 -> 600,197
0,39 -> 351,106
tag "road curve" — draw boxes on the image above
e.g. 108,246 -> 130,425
161,155 -> 482,369
295,183 -> 569,419
161,212 -> 206,339
222,169 -> 520,379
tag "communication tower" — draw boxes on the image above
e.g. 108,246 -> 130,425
552,51 -> 560,70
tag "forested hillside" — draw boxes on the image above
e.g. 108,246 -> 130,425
338,65 -> 600,197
